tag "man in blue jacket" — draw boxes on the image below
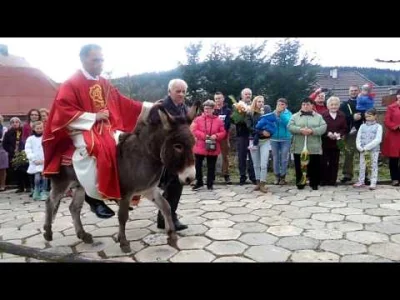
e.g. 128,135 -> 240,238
270,98 -> 292,185
214,92 -> 232,184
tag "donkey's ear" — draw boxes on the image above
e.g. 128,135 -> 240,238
158,107 -> 173,131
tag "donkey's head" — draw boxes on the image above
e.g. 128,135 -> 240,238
148,105 -> 196,185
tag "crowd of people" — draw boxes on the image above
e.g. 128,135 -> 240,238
190,85 -> 400,194
0,43 -> 400,235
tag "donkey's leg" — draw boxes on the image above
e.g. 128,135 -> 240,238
117,196 -> 131,253
70,186 -> 93,244
145,188 -> 178,249
43,178 -> 71,242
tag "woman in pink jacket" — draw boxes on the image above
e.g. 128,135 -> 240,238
191,100 -> 226,190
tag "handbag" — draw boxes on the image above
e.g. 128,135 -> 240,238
204,118 -> 216,151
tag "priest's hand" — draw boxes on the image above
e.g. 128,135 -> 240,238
96,110 -> 109,121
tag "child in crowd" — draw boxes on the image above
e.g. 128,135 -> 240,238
249,111 -> 277,150
356,83 -> 375,116
354,108 -> 382,190
24,121 -> 49,200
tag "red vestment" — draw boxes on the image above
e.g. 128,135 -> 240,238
43,70 -> 143,200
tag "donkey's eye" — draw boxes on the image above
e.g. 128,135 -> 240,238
173,144 -> 183,153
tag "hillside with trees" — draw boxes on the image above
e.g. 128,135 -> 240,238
112,39 -> 400,110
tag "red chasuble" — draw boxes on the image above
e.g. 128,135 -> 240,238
43,70 -> 143,200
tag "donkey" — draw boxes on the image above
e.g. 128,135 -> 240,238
43,104 -> 196,253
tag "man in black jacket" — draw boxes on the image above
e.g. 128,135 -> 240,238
213,92 -> 232,184
339,85 -> 369,184
156,79 -> 199,231
232,88 -> 256,185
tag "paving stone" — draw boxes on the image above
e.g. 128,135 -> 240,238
106,257 -> 135,262
267,225 -> 303,237
326,221 -> 363,232
383,216 -> 400,222
276,236 -> 319,251
348,203 -> 378,209
206,241 -> 248,255
318,202 -> 347,208
259,216 -> 291,226
271,205 -> 299,212
75,237 -> 116,253
364,198 -> 395,205
245,202 -> 272,210
63,225 -> 96,236
244,245 -> 291,262
229,214 -> 259,223
290,250 -> 340,262
238,233 -> 278,246
200,205 -> 227,212
90,227 -> 119,237
0,227 -> 18,237
281,195 -> 307,201
252,209 -> 281,217
264,199 -> 290,205
203,219 -> 235,228
214,256 -> 254,262
224,207 -> 253,215
346,215 -> 381,224
199,200 -> 223,205
290,200 -> 316,207
312,213 -> 344,222
97,218 -> 120,228
103,241 -> 144,257
303,229 -> 343,240
177,216 -> 207,225
365,208 -> 400,217
299,207 -> 330,214
365,222 -> 400,234
142,233 -> 168,246
2,229 -> 40,240
341,255 -> 392,262
0,257 -> 27,262
346,231 -> 389,245
369,243 -> 400,261
291,219 -> 326,230
380,203 -> 400,211
223,201 -> 246,207
178,203 -> 203,210
205,228 -> 241,240
320,240 -> 367,255
202,212 -> 231,219
135,245 -> 178,262
281,210 -> 312,219
177,236 -> 212,249
49,235 -> 82,247
331,207 -> 364,216
178,225 -> 208,236
170,250 -> 215,262
125,228 -> 151,241
391,234 -> 400,244
125,220 -> 153,229
1,218 -> 32,228
232,222 -> 267,233
43,246 -> 74,256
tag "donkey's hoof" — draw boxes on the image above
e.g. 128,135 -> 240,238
167,236 -> 179,250
120,243 -> 132,253
43,232 -> 53,241
78,232 -> 93,244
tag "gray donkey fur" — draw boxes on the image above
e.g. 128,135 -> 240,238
43,104 -> 196,253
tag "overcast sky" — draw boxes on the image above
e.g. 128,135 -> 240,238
1,38 -> 400,82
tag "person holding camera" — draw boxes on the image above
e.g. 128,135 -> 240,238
191,100 -> 227,190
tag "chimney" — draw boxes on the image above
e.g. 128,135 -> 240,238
331,68 -> 338,79
0,44 -> 8,56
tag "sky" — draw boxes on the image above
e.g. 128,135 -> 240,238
1,38 -> 400,83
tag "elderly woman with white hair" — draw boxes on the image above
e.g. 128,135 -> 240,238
320,96 -> 348,186
2,117 -> 31,193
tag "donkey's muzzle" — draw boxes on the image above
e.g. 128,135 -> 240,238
178,165 -> 196,185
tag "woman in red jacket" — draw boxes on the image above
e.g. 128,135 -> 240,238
382,89 -> 400,186
191,100 -> 226,190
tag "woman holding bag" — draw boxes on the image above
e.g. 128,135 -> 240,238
191,100 -> 226,190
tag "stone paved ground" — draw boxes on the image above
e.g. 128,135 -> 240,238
1,184 -> 400,262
